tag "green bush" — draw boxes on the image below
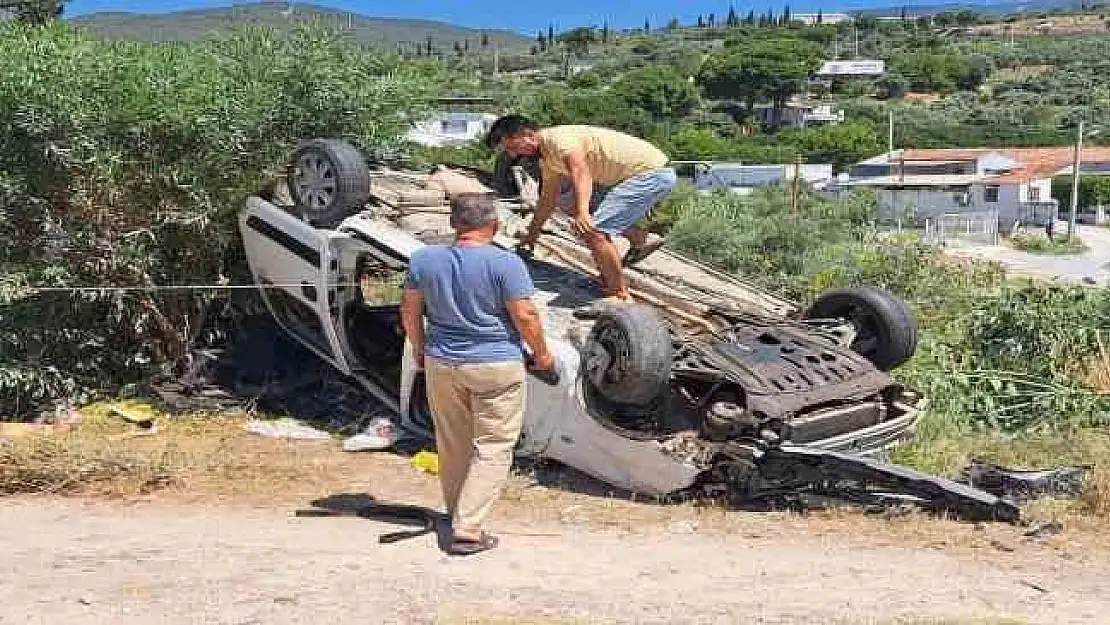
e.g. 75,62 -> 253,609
661,186 -> 1110,434
0,22 -> 439,417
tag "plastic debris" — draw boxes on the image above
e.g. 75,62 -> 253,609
244,418 -> 332,440
410,450 -> 440,475
342,417 -> 398,452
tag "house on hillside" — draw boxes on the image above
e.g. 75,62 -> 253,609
684,162 -> 835,195
754,101 -> 845,129
792,13 -> 852,25
405,112 -> 498,148
813,60 -> 886,79
844,147 -> 1110,230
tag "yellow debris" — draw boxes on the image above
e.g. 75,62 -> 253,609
410,450 -> 440,475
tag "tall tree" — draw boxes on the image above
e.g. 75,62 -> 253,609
900,5 -> 908,21
708,12 -> 716,27
602,21 -> 610,43
644,17 -> 650,32
480,33 -> 490,48
697,14 -> 705,28
783,5 -> 791,24
537,30 -> 547,51
698,35 -> 823,126
613,65 -> 700,120
426,35 -> 434,56
548,23 -> 555,46
745,10 -> 756,25
727,6 -> 739,26
668,17 -> 680,30
816,9 -> 823,24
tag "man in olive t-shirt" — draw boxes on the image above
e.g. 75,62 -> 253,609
487,115 -> 676,302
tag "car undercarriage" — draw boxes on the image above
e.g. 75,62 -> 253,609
236,137 -> 1023,523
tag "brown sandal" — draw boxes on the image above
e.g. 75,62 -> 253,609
445,531 -> 499,556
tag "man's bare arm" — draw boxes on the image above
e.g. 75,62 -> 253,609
505,298 -> 554,369
564,151 -> 594,221
523,167 -> 562,243
399,288 -> 426,366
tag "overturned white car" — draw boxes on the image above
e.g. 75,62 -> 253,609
238,138 -> 1019,521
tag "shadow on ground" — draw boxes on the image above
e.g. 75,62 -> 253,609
294,493 -> 452,548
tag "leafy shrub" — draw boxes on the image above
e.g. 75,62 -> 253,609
0,22 -> 439,417
1010,233 -> 1089,255
611,65 -> 699,120
661,186 -> 1110,433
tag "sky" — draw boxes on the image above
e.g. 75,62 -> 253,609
62,0 -> 976,34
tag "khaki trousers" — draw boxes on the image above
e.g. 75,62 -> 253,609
424,357 -> 526,534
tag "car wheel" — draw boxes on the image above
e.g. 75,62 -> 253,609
583,304 -> 673,406
286,138 -> 371,227
804,287 -> 917,371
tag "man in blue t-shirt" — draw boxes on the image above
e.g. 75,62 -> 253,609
400,192 -> 554,556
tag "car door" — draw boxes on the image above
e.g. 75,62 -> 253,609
239,196 -> 350,374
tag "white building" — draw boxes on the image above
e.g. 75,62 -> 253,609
792,13 -> 852,25
814,59 -> 885,78
405,112 -> 498,148
754,102 -> 845,128
688,162 -> 835,195
843,147 -> 1110,228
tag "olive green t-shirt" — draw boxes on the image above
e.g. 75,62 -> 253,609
538,125 -> 669,186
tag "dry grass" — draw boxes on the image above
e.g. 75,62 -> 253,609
3,399 -> 1110,558
0,400 -> 399,501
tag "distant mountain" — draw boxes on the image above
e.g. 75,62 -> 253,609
68,2 -> 533,51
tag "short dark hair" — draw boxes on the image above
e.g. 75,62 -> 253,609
486,114 -> 539,150
450,192 -> 499,230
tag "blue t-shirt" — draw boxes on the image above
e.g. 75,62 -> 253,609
404,243 -> 536,363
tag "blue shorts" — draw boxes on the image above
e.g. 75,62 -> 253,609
558,168 -> 677,238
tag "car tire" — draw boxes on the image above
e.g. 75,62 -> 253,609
583,304 -> 673,406
804,287 -> 917,371
286,138 -> 371,228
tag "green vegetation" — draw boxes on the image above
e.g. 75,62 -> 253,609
1010,233 -> 1090,254
0,21 -> 439,417
660,187 -> 1110,477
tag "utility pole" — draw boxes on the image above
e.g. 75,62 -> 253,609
853,26 -> 859,58
888,109 -> 894,157
790,155 -> 803,216
493,44 -> 500,76
1069,119 -> 1084,239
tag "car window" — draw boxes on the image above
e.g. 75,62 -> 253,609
357,254 -> 406,307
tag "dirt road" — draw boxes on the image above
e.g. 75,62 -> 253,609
2,498 -> 1107,625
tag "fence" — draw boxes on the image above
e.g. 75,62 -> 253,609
922,210 -> 1000,246
1016,201 -> 1059,226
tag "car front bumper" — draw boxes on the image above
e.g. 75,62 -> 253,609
802,393 -> 927,458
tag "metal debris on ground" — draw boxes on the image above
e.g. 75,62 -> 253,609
1024,520 -> 1065,540
961,458 -> 1089,500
